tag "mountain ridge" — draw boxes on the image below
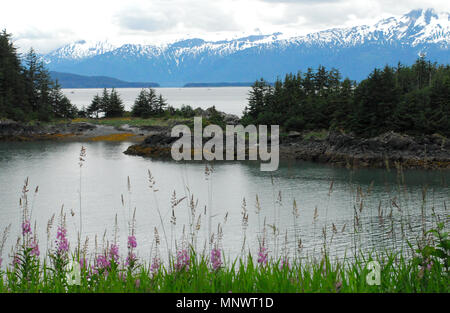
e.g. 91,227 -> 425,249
43,8 -> 450,86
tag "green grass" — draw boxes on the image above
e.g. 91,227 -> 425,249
71,116 -> 192,128
303,130 -> 329,140
1,250 -> 448,293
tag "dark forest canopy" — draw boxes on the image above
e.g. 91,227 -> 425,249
243,60 -> 450,137
0,30 -> 78,121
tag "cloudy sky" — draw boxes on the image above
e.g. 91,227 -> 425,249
2,0 -> 449,53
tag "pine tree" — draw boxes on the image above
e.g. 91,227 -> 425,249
87,94 -> 101,118
0,30 -> 28,120
131,89 -> 152,118
50,80 -> 77,118
105,88 -> 124,117
131,87 -> 164,118
156,94 -> 168,114
243,78 -> 271,123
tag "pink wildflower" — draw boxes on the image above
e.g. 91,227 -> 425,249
125,252 -> 137,266
13,254 -> 20,266
56,226 -> 69,253
151,257 -> 160,273
127,236 -> 137,249
30,239 -> 40,257
175,249 -> 190,271
211,248 -> 222,270
22,220 -> 31,236
257,246 -> 268,266
110,244 -> 120,263
96,254 -> 111,270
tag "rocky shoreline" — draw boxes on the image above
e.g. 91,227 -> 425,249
279,131 -> 450,170
1,120 -> 449,169
0,120 -> 150,142
124,128 -> 450,170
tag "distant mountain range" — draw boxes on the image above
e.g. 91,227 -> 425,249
49,71 -> 159,88
43,8 -> 450,86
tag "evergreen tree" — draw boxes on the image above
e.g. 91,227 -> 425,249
87,94 -> 101,118
131,87 -> 164,118
50,80 -> 77,118
99,88 -> 110,115
243,78 -> 271,124
156,94 -> 168,114
0,30 -> 28,120
105,88 -> 124,117
131,89 -> 152,118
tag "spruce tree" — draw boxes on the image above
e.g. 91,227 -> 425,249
131,89 -> 152,118
105,88 -> 124,117
156,94 -> 168,115
99,88 -> 110,115
50,80 -> 77,118
87,94 -> 101,118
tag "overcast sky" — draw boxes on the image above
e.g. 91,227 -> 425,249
2,0 -> 449,53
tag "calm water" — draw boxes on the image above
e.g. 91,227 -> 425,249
63,87 -> 252,117
0,140 -> 448,265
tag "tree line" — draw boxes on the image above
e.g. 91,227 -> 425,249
0,30 -> 78,121
243,58 -> 450,137
84,87 -> 169,118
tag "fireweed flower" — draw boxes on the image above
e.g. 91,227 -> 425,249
176,249 -> 190,271
125,252 -> 137,266
56,226 -> 69,254
22,220 -> 31,236
257,246 -> 268,266
211,248 -> 222,270
128,236 -> 137,249
30,239 -> 40,257
110,244 -> 120,263
96,254 -> 110,270
151,257 -> 160,273
13,254 -> 20,266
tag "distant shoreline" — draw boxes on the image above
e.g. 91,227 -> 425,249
61,85 -> 255,89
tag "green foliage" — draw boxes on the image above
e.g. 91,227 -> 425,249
0,30 -> 78,121
411,219 -> 449,276
131,88 -> 167,118
105,88 -> 125,118
243,58 -> 450,137
1,249 -> 448,293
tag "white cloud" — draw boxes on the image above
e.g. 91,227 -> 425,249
1,0 -> 449,53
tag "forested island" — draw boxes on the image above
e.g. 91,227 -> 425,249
49,71 -> 160,89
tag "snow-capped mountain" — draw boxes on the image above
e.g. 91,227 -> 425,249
44,40 -> 117,61
43,8 -> 450,85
